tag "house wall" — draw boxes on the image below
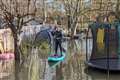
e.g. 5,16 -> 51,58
0,28 -> 14,53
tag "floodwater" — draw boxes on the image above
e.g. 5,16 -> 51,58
1,39 -> 120,80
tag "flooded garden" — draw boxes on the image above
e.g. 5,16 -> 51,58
0,0 -> 120,80
1,37 -> 120,80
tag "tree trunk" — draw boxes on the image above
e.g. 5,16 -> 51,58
116,0 -> 120,19
116,0 -> 120,12
67,15 -> 71,31
13,33 -> 21,80
70,22 -> 78,39
13,33 -> 20,61
42,0 -> 46,22
73,25 -> 77,35
13,31 -> 26,80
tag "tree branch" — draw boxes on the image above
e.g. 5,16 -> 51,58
22,17 -> 35,26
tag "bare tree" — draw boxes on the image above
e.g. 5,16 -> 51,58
116,0 -> 120,18
0,0 -> 37,61
62,0 -> 118,36
63,0 -> 82,36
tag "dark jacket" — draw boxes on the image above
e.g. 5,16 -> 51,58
52,30 -> 63,40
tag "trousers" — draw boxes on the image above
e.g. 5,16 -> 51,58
55,39 -> 62,55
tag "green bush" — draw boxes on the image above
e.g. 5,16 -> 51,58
20,38 -> 50,58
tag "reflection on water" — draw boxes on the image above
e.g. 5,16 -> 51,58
0,39 -> 120,80
0,60 -> 15,80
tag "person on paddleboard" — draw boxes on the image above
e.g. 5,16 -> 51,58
52,26 -> 63,57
